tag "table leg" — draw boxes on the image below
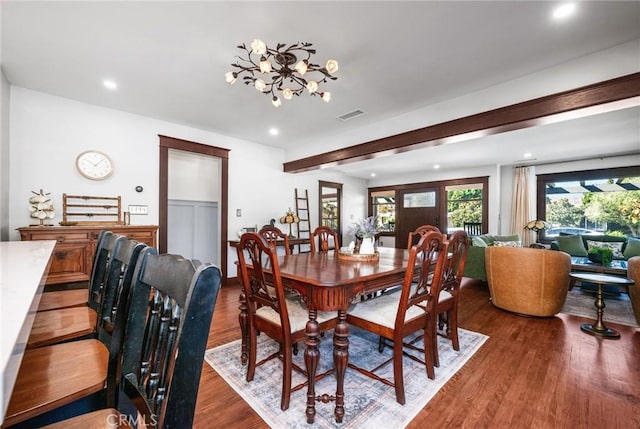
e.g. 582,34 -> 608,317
333,309 -> 349,423
304,309 -> 320,424
238,291 -> 248,365
580,282 -> 620,339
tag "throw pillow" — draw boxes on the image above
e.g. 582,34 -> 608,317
555,234 -> 588,256
494,240 -> 521,247
623,237 -> 640,259
585,239 -> 624,259
471,236 -> 488,247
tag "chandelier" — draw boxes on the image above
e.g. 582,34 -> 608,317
225,39 -> 338,107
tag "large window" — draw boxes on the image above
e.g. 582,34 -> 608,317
371,190 -> 396,232
446,183 -> 484,233
537,166 -> 640,239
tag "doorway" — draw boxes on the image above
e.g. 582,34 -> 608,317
396,187 -> 439,248
159,135 -> 229,284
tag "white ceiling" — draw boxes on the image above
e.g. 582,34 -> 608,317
2,1 -> 639,180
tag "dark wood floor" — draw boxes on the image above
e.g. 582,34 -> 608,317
193,279 -> 640,428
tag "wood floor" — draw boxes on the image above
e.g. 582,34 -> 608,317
193,279 -> 640,428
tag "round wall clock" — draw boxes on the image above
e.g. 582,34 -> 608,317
75,150 -> 114,180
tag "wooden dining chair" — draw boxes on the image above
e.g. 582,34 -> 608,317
258,225 -> 291,255
2,238 -> 148,428
310,225 -> 339,253
36,230 -> 114,312
26,232 -> 123,349
40,249 -> 222,429
236,232 -> 337,411
463,222 -> 483,236
407,224 -> 444,249
346,231 -> 449,405
435,229 -> 470,365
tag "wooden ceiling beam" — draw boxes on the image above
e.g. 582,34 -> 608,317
283,72 -> 640,173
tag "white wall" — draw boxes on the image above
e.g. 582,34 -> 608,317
8,87 -> 368,277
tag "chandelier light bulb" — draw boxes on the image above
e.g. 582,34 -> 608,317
254,79 -> 267,92
325,59 -> 339,74
259,57 -> 272,73
225,71 -> 237,84
227,39 -> 338,107
250,38 -> 267,55
294,60 -> 308,76
306,81 -> 318,94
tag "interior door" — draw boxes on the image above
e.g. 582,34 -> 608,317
396,188 -> 439,248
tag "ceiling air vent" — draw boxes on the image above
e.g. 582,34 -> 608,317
337,109 -> 366,122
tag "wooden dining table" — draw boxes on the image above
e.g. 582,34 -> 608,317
238,246 -> 411,424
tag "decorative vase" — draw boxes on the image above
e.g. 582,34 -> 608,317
359,237 -> 375,255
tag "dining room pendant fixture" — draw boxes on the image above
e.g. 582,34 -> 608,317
225,39 -> 338,107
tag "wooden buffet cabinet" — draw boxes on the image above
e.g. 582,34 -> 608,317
17,225 -> 158,285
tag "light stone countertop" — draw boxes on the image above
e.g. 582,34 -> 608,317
0,240 -> 55,425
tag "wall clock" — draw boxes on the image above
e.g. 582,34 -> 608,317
75,150 -> 114,180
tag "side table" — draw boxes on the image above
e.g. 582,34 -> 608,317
569,272 -> 635,339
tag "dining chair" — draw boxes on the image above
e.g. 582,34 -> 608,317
36,230 -> 114,312
310,225 -> 339,253
26,232 -> 123,349
463,222 -> 483,236
346,231 -> 449,405
435,229 -> 470,365
236,232 -> 337,411
258,225 -> 291,255
407,224 -> 444,249
40,249 -> 222,429
2,238 -> 148,428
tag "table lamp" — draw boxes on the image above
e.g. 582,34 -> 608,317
279,208 -> 299,238
524,219 -> 549,232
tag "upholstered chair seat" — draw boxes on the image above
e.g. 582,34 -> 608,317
626,256 -> 640,324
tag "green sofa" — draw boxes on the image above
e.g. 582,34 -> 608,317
550,234 -> 640,260
462,234 -> 522,282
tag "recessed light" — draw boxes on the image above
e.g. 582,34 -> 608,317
103,79 -> 117,90
552,3 -> 576,20
523,152 -> 532,158
434,164 -> 440,169
370,173 -> 376,177
269,128 -> 279,136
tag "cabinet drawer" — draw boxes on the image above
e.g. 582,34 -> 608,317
26,232 -> 91,243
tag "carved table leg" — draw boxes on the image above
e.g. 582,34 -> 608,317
238,291 -> 248,365
304,309 -> 320,424
333,308 -> 349,423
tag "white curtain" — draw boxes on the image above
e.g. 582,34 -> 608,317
511,166 -> 536,247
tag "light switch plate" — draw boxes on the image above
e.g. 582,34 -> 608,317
128,205 -> 148,215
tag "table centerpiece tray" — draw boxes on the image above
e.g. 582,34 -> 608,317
337,250 -> 380,262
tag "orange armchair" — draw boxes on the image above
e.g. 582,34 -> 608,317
485,247 -> 571,317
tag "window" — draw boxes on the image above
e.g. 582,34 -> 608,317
319,181 -> 342,234
446,183 -> 484,233
371,190 -> 396,232
537,166 -> 640,239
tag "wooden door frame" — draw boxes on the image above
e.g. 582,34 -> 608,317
159,135 -> 230,285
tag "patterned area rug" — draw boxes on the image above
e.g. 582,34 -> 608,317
562,287 -> 639,327
205,327 -> 488,429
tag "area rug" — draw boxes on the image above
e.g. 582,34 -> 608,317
562,287 -> 639,328
205,327 -> 488,429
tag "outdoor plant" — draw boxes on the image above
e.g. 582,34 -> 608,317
588,246 -> 613,266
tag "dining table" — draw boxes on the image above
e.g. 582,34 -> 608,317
238,246 -> 411,424
0,240 -> 55,425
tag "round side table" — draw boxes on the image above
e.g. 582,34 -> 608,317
568,272 -> 635,339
